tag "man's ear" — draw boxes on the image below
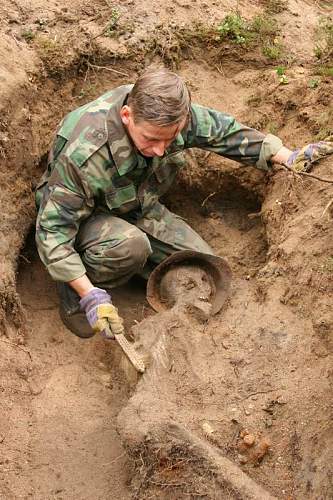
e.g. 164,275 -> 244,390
120,105 -> 131,126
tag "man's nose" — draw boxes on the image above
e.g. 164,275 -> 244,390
152,142 -> 166,157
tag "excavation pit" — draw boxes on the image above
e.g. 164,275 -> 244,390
0,9 -> 332,496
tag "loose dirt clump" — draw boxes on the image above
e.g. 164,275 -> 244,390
0,0 -> 332,498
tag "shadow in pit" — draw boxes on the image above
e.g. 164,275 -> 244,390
165,176 -> 268,274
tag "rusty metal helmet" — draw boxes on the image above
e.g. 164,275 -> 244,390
146,250 -> 232,315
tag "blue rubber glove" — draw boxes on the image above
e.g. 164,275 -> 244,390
286,137 -> 333,172
80,288 -> 124,339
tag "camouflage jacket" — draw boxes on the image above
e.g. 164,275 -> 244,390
36,84 -> 282,282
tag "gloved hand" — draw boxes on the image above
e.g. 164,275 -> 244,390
286,136 -> 333,172
79,288 -> 124,339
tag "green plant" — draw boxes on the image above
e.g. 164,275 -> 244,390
276,65 -> 286,75
217,11 -> 280,48
21,29 -> 35,42
105,8 -> 121,37
275,66 -> 288,83
217,13 -> 250,44
263,42 -> 283,60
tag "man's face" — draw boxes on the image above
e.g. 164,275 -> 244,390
120,105 -> 186,157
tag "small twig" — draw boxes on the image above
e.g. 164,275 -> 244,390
84,65 -> 90,82
11,33 -> 23,48
87,62 -> 129,77
201,191 -> 217,207
19,253 -> 31,264
0,338 -> 32,360
321,198 -> 333,218
214,64 -> 225,76
281,163 -> 333,184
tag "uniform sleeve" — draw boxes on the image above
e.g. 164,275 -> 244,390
182,104 -> 283,170
35,153 -> 94,282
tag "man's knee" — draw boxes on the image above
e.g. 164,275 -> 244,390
83,228 -> 152,281
124,231 -> 152,268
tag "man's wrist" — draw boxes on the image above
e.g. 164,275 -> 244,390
271,146 -> 293,165
68,274 -> 95,298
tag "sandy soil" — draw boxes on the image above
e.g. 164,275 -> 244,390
0,0 -> 332,498
13,247 -> 141,499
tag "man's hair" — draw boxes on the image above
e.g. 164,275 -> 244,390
127,67 -> 191,126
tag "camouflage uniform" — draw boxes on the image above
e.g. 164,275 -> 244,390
36,84 -> 282,287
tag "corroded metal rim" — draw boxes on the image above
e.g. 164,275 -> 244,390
146,250 -> 232,315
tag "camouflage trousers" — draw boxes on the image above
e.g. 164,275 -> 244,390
75,202 -> 213,288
